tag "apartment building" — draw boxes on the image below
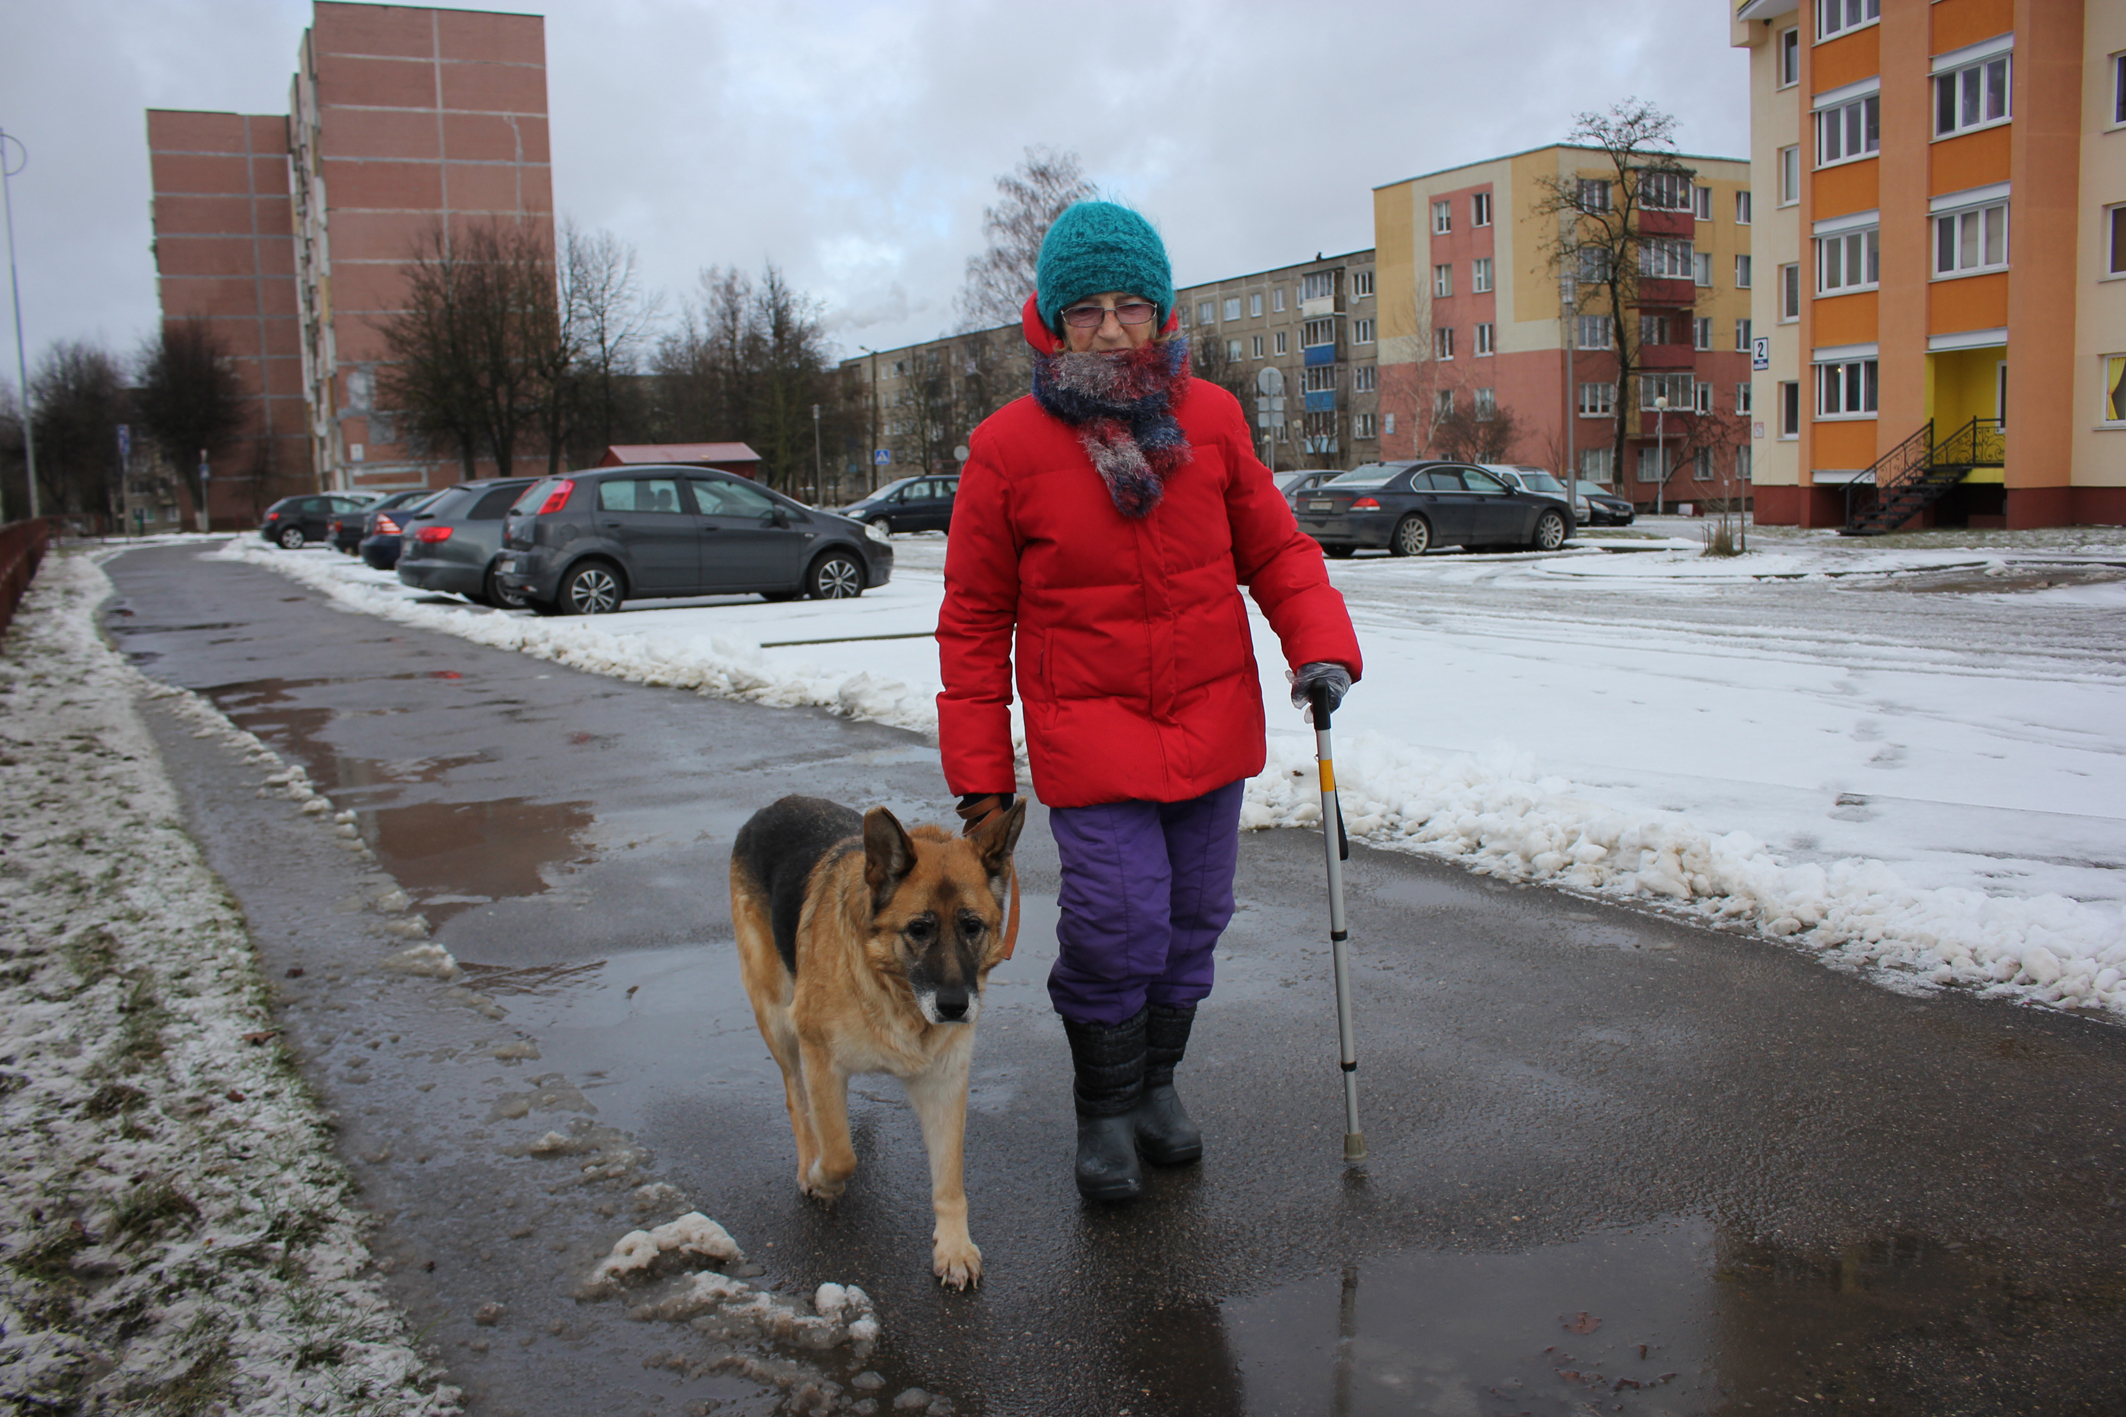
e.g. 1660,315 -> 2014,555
1374,146 -> 1754,512
148,1 -> 552,512
1732,0 -> 2126,529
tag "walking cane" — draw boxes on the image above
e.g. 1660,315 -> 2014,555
1310,685 -> 1366,1164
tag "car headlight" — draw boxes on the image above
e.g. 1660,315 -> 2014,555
863,520 -> 891,544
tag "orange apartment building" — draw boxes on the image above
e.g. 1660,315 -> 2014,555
1733,0 -> 2126,528
1374,146 -> 1755,512
148,2 -> 552,521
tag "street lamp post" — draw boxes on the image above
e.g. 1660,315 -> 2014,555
1,127 -> 38,521
858,346 -> 882,495
1558,274 -> 1577,534
1653,395 -> 1669,518
810,403 -> 822,505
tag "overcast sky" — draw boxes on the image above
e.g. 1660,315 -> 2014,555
1,0 -> 1750,373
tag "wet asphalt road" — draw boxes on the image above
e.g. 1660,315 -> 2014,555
102,542 -> 2126,1417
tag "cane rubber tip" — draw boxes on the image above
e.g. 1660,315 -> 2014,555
1343,1133 -> 1368,1163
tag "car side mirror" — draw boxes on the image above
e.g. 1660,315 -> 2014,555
767,505 -> 789,527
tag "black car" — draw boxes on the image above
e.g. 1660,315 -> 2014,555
1572,480 -> 1637,526
1293,461 -> 1572,557
396,478 -> 540,606
840,475 -> 958,534
495,465 -> 894,615
334,489 -> 434,555
260,493 -> 375,550
358,490 -> 444,570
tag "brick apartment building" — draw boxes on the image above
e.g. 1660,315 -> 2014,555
1374,145 -> 1756,513
1732,0 -> 2126,530
147,1 -> 552,524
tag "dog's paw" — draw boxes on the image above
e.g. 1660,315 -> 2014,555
933,1238 -> 982,1291
801,1162 -> 848,1203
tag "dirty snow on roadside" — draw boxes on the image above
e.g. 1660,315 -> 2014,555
207,528 -> 2126,1020
0,551 -> 460,1414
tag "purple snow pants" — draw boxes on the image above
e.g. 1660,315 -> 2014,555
1046,778 -> 1246,1027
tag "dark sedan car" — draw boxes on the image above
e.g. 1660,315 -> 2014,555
260,493 -> 375,550
496,465 -> 893,615
334,488 -> 435,555
1293,461 -> 1572,557
358,490 -> 444,570
839,475 -> 958,534
396,477 -> 540,606
1573,480 -> 1637,526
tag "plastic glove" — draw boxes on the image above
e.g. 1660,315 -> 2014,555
1287,662 -> 1352,718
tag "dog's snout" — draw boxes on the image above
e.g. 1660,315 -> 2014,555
934,987 -> 970,1021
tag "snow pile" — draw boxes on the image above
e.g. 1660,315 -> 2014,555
1246,731 -> 2126,1015
0,553 -> 458,1414
584,1211 -> 743,1292
579,1214 -> 878,1350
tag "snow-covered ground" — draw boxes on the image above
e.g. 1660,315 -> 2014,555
201,523 -> 2126,1019
0,552 -> 460,1414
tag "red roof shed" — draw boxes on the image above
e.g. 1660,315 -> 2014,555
598,443 -> 764,479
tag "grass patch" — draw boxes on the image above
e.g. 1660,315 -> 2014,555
7,1223 -> 91,1285
84,1082 -> 148,1118
132,1334 -> 234,1416
113,969 -> 171,1065
61,925 -> 120,988
112,1178 -> 201,1246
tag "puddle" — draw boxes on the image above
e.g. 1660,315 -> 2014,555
362,796 -> 595,922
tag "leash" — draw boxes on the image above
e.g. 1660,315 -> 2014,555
959,794 -> 1022,962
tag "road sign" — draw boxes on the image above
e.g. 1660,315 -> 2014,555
954,445 -> 970,463
116,423 -> 130,465
874,449 -> 891,465
1751,336 -> 1770,371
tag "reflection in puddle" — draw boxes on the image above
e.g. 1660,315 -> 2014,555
459,959 -> 608,996
364,797 -> 595,922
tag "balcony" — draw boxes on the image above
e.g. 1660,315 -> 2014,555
1634,278 -> 1698,307
1637,341 -> 1696,370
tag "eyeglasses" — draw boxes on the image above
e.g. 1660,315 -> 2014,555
1061,300 -> 1157,330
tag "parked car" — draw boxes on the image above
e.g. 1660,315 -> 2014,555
260,493 -> 376,550
358,490 -> 444,570
496,465 -> 894,615
840,475 -> 958,534
1292,461 -> 1572,557
396,478 -> 540,606
1274,470 -> 1338,502
333,489 -> 434,555
1572,480 -> 1637,526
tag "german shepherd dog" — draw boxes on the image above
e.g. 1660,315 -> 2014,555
730,794 -> 1026,1290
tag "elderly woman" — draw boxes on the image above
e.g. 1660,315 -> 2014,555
938,202 -> 1361,1201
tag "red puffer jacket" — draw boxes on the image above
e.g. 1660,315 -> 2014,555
936,300 -> 1362,809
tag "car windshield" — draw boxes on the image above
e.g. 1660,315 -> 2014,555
1516,471 -> 1566,494
1327,466 -> 1395,485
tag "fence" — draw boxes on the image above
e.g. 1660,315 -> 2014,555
0,518 -> 52,641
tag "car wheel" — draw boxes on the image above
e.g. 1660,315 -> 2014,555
277,525 -> 306,550
807,551 -> 864,600
558,561 -> 623,615
868,515 -> 893,536
484,563 -> 528,610
1390,515 -> 1432,557
1323,544 -> 1356,559
1533,510 -> 1568,551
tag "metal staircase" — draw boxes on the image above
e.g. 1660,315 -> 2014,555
1841,417 -> 2005,535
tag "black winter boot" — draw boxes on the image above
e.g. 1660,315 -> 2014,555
1135,1003 -> 1203,1165
1062,1008 -> 1147,1201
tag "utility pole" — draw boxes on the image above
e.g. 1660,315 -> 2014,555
1,127 -> 37,520
810,402 -> 822,505
1654,396 -> 1669,518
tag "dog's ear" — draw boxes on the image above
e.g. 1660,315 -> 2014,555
862,806 -> 918,915
968,798 -> 1026,895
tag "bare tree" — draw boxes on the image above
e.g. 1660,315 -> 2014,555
1189,328 -> 1254,413
1532,100 -> 1694,489
557,220 -> 661,466
1430,399 -> 1527,465
30,341 -> 126,525
134,319 -> 248,529
957,146 -> 1096,331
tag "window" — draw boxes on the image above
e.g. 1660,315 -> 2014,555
1273,287 -> 1286,312
1577,246 -> 1612,283
1736,190 -> 1753,225
1384,412 -> 1395,436
1693,317 -> 1713,351
1302,272 -> 1333,301
1736,446 -> 1753,480
1251,334 -> 1264,358
1471,258 -> 1493,293
1434,390 -> 1454,420
1302,366 -> 1337,393
1475,388 -> 1497,421
1353,318 -> 1375,344
1303,317 -> 1336,347
1934,53 -> 2010,137
1640,170 -> 1693,211
1274,330 -> 1288,355
1196,301 -> 1214,325
1693,185 -> 1713,220
1433,200 -> 1452,234
1934,199 -> 2008,275
1736,255 -> 1753,288
1691,449 -> 1713,481
1474,322 -> 1495,355
891,359 -> 906,378
1227,340 -> 1243,362
1224,297 -> 1242,322
1577,178 -> 1612,213
1351,271 -> 1374,298
1816,93 -> 1880,167
1817,357 -> 1879,416
1736,318 -> 1753,351
1354,412 -> 1376,440
1780,262 -> 1802,320
2104,355 -> 2126,423
2116,52 -> 2126,125
1434,264 -> 1454,297
1579,382 -> 1615,416
1639,238 -> 1695,279
1637,447 -> 1665,483
1472,192 -> 1492,227
1353,365 -> 1376,393
601,476 -> 685,513
1694,380 -> 1715,414
1780,381 -> 1801,436
1642,372 -> 1694,409
1817,226 -> 1878,292
1577,315 -> 1612,350
1779,27 -> 1800,87
1736,382 -> 1753,414
1695,252 -> 1714,287
2109,205 -> 2126,276
1779,145 -> 1801,204
1817,0 -> 1879,41
1249,292 -> 1263,318
1175,304 -> 1189,327
1640,314 -> 1670,347
1580,447 -> 1614,482
1434,326 -> 1455,360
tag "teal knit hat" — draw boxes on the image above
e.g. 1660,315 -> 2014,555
1035,202 -> 1174,335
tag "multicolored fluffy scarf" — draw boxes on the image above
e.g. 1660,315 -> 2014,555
1030,338 -> 1193,519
